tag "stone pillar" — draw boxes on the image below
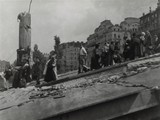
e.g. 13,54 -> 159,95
17,12 -> 31,66
18,12 -> 31,50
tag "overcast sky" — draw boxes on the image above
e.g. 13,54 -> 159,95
0,0 -> 157,63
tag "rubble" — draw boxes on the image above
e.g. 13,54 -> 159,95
29,85 -> 66,100
0,55 -> 160,111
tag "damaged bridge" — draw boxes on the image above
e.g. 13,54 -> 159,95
1,54 -> 160,120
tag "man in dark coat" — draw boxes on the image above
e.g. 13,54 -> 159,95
123,39 -> 131,61
91,44 -> 101,70
108,41 -> 115,65
133,33 -> 141,58
22,60 -> 31,83
12,66 -> 26,88
32,57 -> 41,85
145,31 -> 153,56
129,33 -> 137,60
114,42 -> 122,64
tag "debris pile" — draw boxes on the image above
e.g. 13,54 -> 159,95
29,85 -> 65,99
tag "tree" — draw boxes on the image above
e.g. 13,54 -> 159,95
54,35 -> 60,53
53,35 -> 63,73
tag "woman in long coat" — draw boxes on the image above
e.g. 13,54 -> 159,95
139,32 -> 146,57
43,55 -> 57,82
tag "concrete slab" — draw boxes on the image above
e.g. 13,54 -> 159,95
1,55 -> 160,119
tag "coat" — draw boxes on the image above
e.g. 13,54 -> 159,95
43,59 -> 58,82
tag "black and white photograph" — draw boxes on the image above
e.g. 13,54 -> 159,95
0,0 -> 160,119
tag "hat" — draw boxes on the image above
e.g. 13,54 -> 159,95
141,32 -> 145,36
51,54 -> 56,58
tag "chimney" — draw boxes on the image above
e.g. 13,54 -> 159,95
143,13 -> 145,16
158,0 -> 160,8
149,7 -> 152,13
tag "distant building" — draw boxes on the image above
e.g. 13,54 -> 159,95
86,17 -> 140,67
58,41 -> 86,73
140,0 -> 160,37
106,24 -> 125,53
120,17 -> 140,41
0,60 -> 10,72
120,17 -> 140,33
86,20 -> 113,66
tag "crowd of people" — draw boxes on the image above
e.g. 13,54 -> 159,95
0,53 -> 58,90
1,31 -> 160,90
79,31 -> 160,73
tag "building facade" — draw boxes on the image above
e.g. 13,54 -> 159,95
58,42 -> 85,73
86,20 -> 113,66
120,17 -> 140,34
86,17 -> 140,67
106,24 -> 125,53
140,0 -> 160,37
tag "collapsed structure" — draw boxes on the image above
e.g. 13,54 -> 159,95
17,12 -> 31,66
1,54 -> 160,120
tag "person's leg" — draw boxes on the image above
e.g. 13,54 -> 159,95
105,53 -> 109,66
36,76 -> 40,85
110,54 -> 113,65
79,57 -> 84,73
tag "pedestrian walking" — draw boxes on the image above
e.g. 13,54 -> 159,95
139,32 -> 146,57
91,44 -> 101,70
108,41 -> 115,65
145,31 -> 153,56
32,57 -> 41,85
101,42 -> 109,67
130,33 -> 136,60
114,42 -> 122,63
123,39 -> 131,61
78,44 -> 87,73
43,54 -> 57,83
133,33 -> 141,58
153,35 -> 160,53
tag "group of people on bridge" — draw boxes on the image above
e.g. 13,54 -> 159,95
1,31 -> 160,90
78,31 -> 160,73
0,53 -> 58,90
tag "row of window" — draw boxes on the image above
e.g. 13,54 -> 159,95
141,13 -> 158,24
113,34 -> 121,38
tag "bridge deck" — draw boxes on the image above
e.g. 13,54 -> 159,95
1,55 -> 160,120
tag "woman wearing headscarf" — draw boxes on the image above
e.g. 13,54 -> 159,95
139,32 -> 146,57
43,54 -> 58,82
